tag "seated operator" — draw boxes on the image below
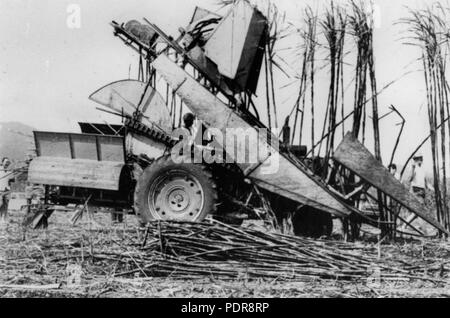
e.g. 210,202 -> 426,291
180,113 -> 213,146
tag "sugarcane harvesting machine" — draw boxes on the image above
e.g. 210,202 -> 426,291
26,1 -> 449,238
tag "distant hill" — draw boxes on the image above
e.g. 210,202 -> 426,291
0,122 -> 35,162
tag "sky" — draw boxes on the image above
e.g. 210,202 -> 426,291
0,0 -> 441,171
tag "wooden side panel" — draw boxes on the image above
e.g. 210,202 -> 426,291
152,54 -> 353,217
334,133 -> 449,234
97,136 -> 125,162
34,132 -> 125,163
35,132 -> 71,158
72,134 -> 98,160
28,157 -> 125,191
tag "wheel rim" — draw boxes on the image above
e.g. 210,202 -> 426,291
147,170 -> 205,221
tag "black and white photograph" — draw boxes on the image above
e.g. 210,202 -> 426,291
0,0 -> 450,301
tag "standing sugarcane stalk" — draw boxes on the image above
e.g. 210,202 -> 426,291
257,1 -> 288,133
320,4 -> 347,177
366,11 -> 388,237
349,1 -> 371,141
309,10 -> 318,159
426,56 -> 443,228
300,8 -> 317,157
441,73 -> 450,230
292,44 -> 309,145
264,35 -> 273,132
436,56 -> 449,230
403,6 -> 450,234
347,1 -> 390,237
267,5 -> 284,132
291,7 -> 318,155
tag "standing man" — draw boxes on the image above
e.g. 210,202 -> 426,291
400,154 -> 432,231
409,154 -> 432,202
0,157 -> 12,220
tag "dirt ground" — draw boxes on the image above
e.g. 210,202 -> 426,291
1,210 -> 449,298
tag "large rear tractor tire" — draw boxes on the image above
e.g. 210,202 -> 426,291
134,156 -> 218,223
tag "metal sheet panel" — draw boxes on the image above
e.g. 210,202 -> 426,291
334,133 -> 449,234
126,133 -> 166,160
250,155 -> 352,217
89,79 -> 172,133
187,46 -> 236,96
28,157 -> 126,191
204,0 -> 266,92
189,7 -> 221,25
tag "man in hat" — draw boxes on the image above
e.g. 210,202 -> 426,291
400,153 -> 433,232
0,157 -> 12,220
409,153 -> 431,202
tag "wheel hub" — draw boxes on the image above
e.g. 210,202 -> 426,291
148,171 -> 205,221
167,188 -> 190,211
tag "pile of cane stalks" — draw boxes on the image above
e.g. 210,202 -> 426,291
2,218 -> 449,284
102,221 -> 449,282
